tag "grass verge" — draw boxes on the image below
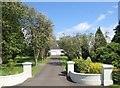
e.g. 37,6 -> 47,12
60,55 -> 68,71
32,57 -> 49,76
110,84 -> 120,88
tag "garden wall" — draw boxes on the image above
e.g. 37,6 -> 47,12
0,62 -> 32,87
67,61 -> 113,86
69,71 -> 101,85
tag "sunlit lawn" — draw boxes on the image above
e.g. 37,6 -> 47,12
0,56 -> 49,76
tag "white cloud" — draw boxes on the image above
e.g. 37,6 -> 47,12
97,14 -> 106,22
100,23 -> 117,42
107,11 -> 114,14
56,22 -> 91,39
56,28 -> 73,39
113,5 -> 118,8
96,10 -> 114,23
73,22 -> 91,31
56,23 -> 117,41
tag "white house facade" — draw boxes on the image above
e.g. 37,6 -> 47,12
49,46 -> 63,56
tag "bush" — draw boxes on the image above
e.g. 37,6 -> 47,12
73,56 -> 102,74
2,59 -> 16,75
92,43 -> 120,68
112,69 -> 120,84
89,63 -> 102,74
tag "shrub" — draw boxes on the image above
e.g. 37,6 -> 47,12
73,56 -> 102,74
112,68 -> 120,84
86,57 -> 92,62
2,59 -> 16,75
92,43 -> 120,68
73,57 -> 83,73
88,63 -> 102,74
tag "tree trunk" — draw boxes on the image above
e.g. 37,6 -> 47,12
35,58 -> 38,66
34,49 -> 39,66
41,48 -> 45,61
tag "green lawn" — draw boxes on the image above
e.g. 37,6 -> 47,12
0,56 -> 49,76
0,66 -> 23,76
110,84 -> 120,88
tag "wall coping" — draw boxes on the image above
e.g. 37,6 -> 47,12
102,64 -> 113,68
67,61 -> 75,64
22,62 -> 32,65
71,71 -> 101,76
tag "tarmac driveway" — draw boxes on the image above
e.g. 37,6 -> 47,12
17,55 -> 83,86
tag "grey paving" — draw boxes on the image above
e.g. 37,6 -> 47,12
17,55 -> 84,86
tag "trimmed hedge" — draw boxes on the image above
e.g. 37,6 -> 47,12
112,69 -> 120,84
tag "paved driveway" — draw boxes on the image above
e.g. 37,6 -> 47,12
17,55 -> 83,86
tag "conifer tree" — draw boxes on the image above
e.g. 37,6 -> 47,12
94,27 -> 107,50
112,21 -> 120,43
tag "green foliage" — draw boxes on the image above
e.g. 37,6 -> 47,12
112,69 -> 120,84
112,21 -> 120,43
86,56 -> 92,62
58,33 -> 93,60
94,27 -> 107,50
1,59 -> 21,75
61,56 -> 68,70
7,59 -> 15,75
81,34 -> 90,59
23,9 -> 54,65
2,2 -> 26,61
2,2 -> 54,65
92,43 -> 120,68
89,63 -> 102,74
73,57 -> 102,74
73,57 -> 85,73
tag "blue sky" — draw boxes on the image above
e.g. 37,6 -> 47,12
22,2 -> 118,41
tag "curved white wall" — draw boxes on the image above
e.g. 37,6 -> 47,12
0,72 -> 28,86
69,71 -> 101,85
67,61 -> 113,86
0,62 -> 32,87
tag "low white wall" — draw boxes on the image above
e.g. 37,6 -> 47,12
0,62 -> 32,87
69,71 -> 101,85
0,72 -> 28,86
67,61 -> 113,86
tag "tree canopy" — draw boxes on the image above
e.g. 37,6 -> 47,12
94,27 -> 107,51
92,43 -> 120,68
112,21 -> 120,43
58,33 -> 93,60
2,2 -> 54,65
2,2 -> 26,61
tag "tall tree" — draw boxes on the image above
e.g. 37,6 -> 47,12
2,2 -> 26,61
81,34 -> 90,59
23,10 -> 54,65
112,21 -> 120,43
94,27 -> 107,51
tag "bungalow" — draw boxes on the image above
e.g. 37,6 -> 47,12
49,46 -> 63,56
